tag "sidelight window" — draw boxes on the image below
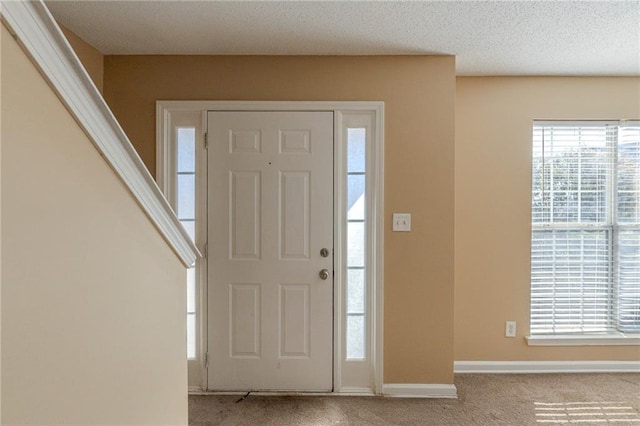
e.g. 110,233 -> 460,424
176,127 -> 197,358
346,128 -> 367,359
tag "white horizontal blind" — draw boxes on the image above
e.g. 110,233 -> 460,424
616,122 -> 640,333
531,123 -> 617,334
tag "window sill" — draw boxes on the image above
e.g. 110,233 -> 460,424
526,334 -> 640,346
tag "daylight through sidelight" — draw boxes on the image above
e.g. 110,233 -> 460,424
177,127 -> 197,358
347,128 -> 367,359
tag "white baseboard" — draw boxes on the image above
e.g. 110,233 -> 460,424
454,361 -> 640,374
336,387 -> 376,395
382,384 -> 458,398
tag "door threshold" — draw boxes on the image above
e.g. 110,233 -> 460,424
189,390 -> 376,397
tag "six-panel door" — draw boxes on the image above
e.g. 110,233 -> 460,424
207,111 -> 334,391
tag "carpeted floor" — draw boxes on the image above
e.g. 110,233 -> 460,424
189,373 -> 640,425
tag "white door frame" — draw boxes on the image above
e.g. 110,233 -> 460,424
156,101 -> 384,394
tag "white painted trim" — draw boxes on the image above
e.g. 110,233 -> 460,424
372,105 -> 385,395
454,361 -> 640,374
333,111 -> 345,393
156,101 -> 384,394
526,334 -> 640,346
382,384 -> 458,399
155,105 -> 172,198
157,100 -> 384,112
196,110 -> 209,391
336,387 -> 376,395
1,1 -> 199,267
189,390 -> 375,397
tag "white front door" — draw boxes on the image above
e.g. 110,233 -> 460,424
207,111 -> 334,391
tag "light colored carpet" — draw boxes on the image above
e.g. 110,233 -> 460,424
189,373 -> 640,425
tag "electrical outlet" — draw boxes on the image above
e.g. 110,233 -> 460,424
505,321 -> 516,337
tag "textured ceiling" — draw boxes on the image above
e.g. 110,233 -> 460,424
46,0 -> 640,76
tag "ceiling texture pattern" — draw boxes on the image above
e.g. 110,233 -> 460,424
46,0 -> 640,76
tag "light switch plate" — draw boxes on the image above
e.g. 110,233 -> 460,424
392,213 -> 411,232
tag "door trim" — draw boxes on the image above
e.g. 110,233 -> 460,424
157,101 -> 385,394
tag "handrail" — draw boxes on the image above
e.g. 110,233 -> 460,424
1,0 -> 200,267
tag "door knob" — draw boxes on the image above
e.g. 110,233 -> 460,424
320,248 -> 330,257
319,269 -> 330,280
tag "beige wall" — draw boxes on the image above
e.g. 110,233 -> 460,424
60,25 -> 104,93
455,77 -> 640,361
1,25 -> 187,425
104,55 -> 457,384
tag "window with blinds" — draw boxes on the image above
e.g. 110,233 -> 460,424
531,121 -> 640,335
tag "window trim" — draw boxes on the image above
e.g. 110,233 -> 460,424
526,334 -> 640,346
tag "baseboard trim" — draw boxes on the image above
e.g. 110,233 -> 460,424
189,390 -> 374,397
382,383 -> 458,398
336,386 -> 376,395
455,361 -> 640,374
